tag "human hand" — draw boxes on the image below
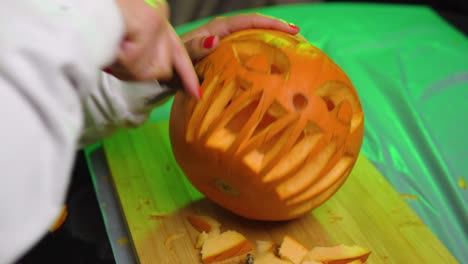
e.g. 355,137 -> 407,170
107,0 -> 200,98
181,13 -> 300,62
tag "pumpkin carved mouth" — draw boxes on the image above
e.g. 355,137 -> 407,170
169,29 -> 364,221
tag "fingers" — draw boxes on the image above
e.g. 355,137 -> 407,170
181,13 -> 300,64
217,13 -> 300,37
112,0 -> 177,81
116,37 -> 173,81
169,28 -> 201,99
184,35 -> 219,62
143,37 -> 173,80
182,13 -> 299,42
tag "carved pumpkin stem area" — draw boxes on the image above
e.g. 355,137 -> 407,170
169,29 -> 364,221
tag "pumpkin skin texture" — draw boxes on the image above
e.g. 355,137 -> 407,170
169,29 -> 364,221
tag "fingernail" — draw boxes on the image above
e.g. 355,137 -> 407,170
103,67 -> 113,74
203,36 -> 216,49
197,86 -> 203,99
288,23 -> 300,31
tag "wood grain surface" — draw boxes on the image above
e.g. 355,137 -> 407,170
103,121 -> 458,264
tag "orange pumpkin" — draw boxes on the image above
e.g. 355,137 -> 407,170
169,29 -> 364,221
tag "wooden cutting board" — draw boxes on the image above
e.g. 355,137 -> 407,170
102,120 -> 458,264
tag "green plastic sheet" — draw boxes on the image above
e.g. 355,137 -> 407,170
146,3 -> 467,262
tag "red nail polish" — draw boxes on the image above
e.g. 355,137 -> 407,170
103,67 -> 113,74
197,86 -> 203,99
203,36 -> 215,49
288,23 -> 300,31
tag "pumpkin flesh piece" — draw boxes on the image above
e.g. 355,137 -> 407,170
303,244 -> 371,264
201,231 -> 253,264
186,215 -> 221,234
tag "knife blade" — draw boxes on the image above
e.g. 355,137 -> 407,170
145,72 -> 203,106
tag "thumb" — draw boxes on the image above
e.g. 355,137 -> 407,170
184,35 -> 219,62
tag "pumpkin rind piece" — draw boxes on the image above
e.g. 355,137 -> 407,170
187,214 -> 221,234
302,244 -> 371,264
201,230 -> 253,264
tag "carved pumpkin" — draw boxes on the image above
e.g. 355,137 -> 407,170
169,29 -> 364,221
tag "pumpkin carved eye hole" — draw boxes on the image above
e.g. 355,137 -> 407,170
293,93 -> 308,111
232,40 -> 290,75
322,97 -> 335,111
270,64 -> 284,75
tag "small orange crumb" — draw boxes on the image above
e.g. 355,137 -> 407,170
136,199 -> 151,211
148,213 -> 168,220
458,177 -> 466,190
117,237 -> 129,245
330,215 -> 343,223
399,193 -> 419,200
165,233 -> 186,248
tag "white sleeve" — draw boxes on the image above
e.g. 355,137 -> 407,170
0,1 -> 124,263
79,74 -> 175,148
